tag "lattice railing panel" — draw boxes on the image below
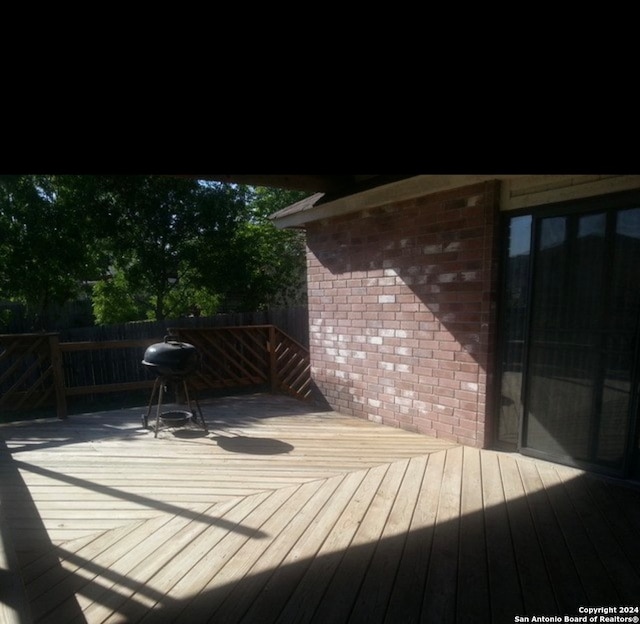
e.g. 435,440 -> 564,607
171,326 -> 311,400
0,333 -> 65,417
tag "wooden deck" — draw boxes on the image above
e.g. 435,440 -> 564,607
1,394 -> 639,624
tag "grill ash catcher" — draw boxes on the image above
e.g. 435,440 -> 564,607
141,336 -> 208,437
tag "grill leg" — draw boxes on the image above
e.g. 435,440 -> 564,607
143,378 -> 160,429
183,380 -> 208,433
154,381 -> 165,438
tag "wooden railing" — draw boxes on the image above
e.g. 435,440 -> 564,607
0,333 -> 66,418
59,338 -> 158,397
0,326 -> 311,419
271,328 -> 312,400
170,326 -> 312,401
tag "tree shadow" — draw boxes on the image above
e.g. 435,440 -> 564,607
140,469 -> 640,624
8,459 -> 268,538
5,395 -> 640,623
1,398 -> 306,620
11,459 -> 639,624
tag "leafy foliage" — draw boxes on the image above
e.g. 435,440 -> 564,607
0,175 -> 308,328
226,186 -> 308,310
91,267 -> 150,324
0,175 -> 106,329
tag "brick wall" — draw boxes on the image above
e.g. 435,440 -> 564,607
305,181 -> 500,448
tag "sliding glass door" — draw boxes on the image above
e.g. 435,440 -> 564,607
498,195 -> 640,477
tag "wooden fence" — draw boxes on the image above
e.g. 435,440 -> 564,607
58,307 -> 309,347
0,326 -> 311,419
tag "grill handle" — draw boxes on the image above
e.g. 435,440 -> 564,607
164,335 -> 183,346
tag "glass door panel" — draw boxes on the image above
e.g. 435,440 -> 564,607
496,215 -> 532,447
524,213 -> 606,463
603,208 -> 640,472
520,206 -> 640,475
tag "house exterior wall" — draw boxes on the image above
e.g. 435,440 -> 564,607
305,181 -> 500,448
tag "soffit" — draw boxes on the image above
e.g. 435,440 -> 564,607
269,174 -> 522,229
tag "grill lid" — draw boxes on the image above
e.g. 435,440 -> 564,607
142,335 -> 199,377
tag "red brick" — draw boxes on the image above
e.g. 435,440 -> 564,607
456,390 -> 480,403
304,180 -> 499,447
460,401 -> 479,412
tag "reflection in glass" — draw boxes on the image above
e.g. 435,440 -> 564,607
525,214 -> 604,460
522,207 -> 640,472
597,207 -> 640,464
497,215 -> 531,446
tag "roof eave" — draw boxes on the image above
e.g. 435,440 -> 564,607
270,174 -> 518,229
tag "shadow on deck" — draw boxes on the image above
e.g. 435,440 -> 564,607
1,393 -> 639,623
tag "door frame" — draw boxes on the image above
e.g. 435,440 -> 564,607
495,189 -> 640,478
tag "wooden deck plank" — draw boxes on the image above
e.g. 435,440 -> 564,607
57,502 -> 235,599
1,409 -> 455,533
592,476 -> 640,578
348,455 -> 429,624
383,449 -> 445,624
480,451 -> 524,621
204,474 -> 347,624
27,514 -> 176,622
136,486 -> 304,624
0,501 -> 31,624
422,445 -> 463,623
536,461 -> 619,606
456,447 -> 489,624
499,453 -> 558,615
21,527 -> 137,590
516,456 -> 589,613
99,491 -> 276,624
560,469 -> 640,605
306,459 -> 411,624
234,470 -> 369,624
1,393 -> 640,623
27,514 -> 184,621
274,463 -> 392,624
167,480 -> 327,624
70,512 -> 202,616
79,495 -> 253,624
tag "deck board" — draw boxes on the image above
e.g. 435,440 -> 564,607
233,470 -> 368,624
273,463 -> 392,624
563,470 -> 640,605
481,451 -> 524,621
499,453 -> 558,614
456,446 -> 489,624
207,474 -> 347,624
306,459 -> 410,624
2,393 -> 640,623
383,447 -> 444,623
535,462 -> 611,606
517,457 -> 588,613
348,456 -> 427,624
422,445 -> 462,623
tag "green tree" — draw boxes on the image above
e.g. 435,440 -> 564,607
94,176 -> 249,321
91,266 -> 150,324
1,175 -> 309,328
0,175 -> 105,329
218,186 -> 309,311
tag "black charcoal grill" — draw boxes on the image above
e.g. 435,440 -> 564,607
141,336 -> 208,437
